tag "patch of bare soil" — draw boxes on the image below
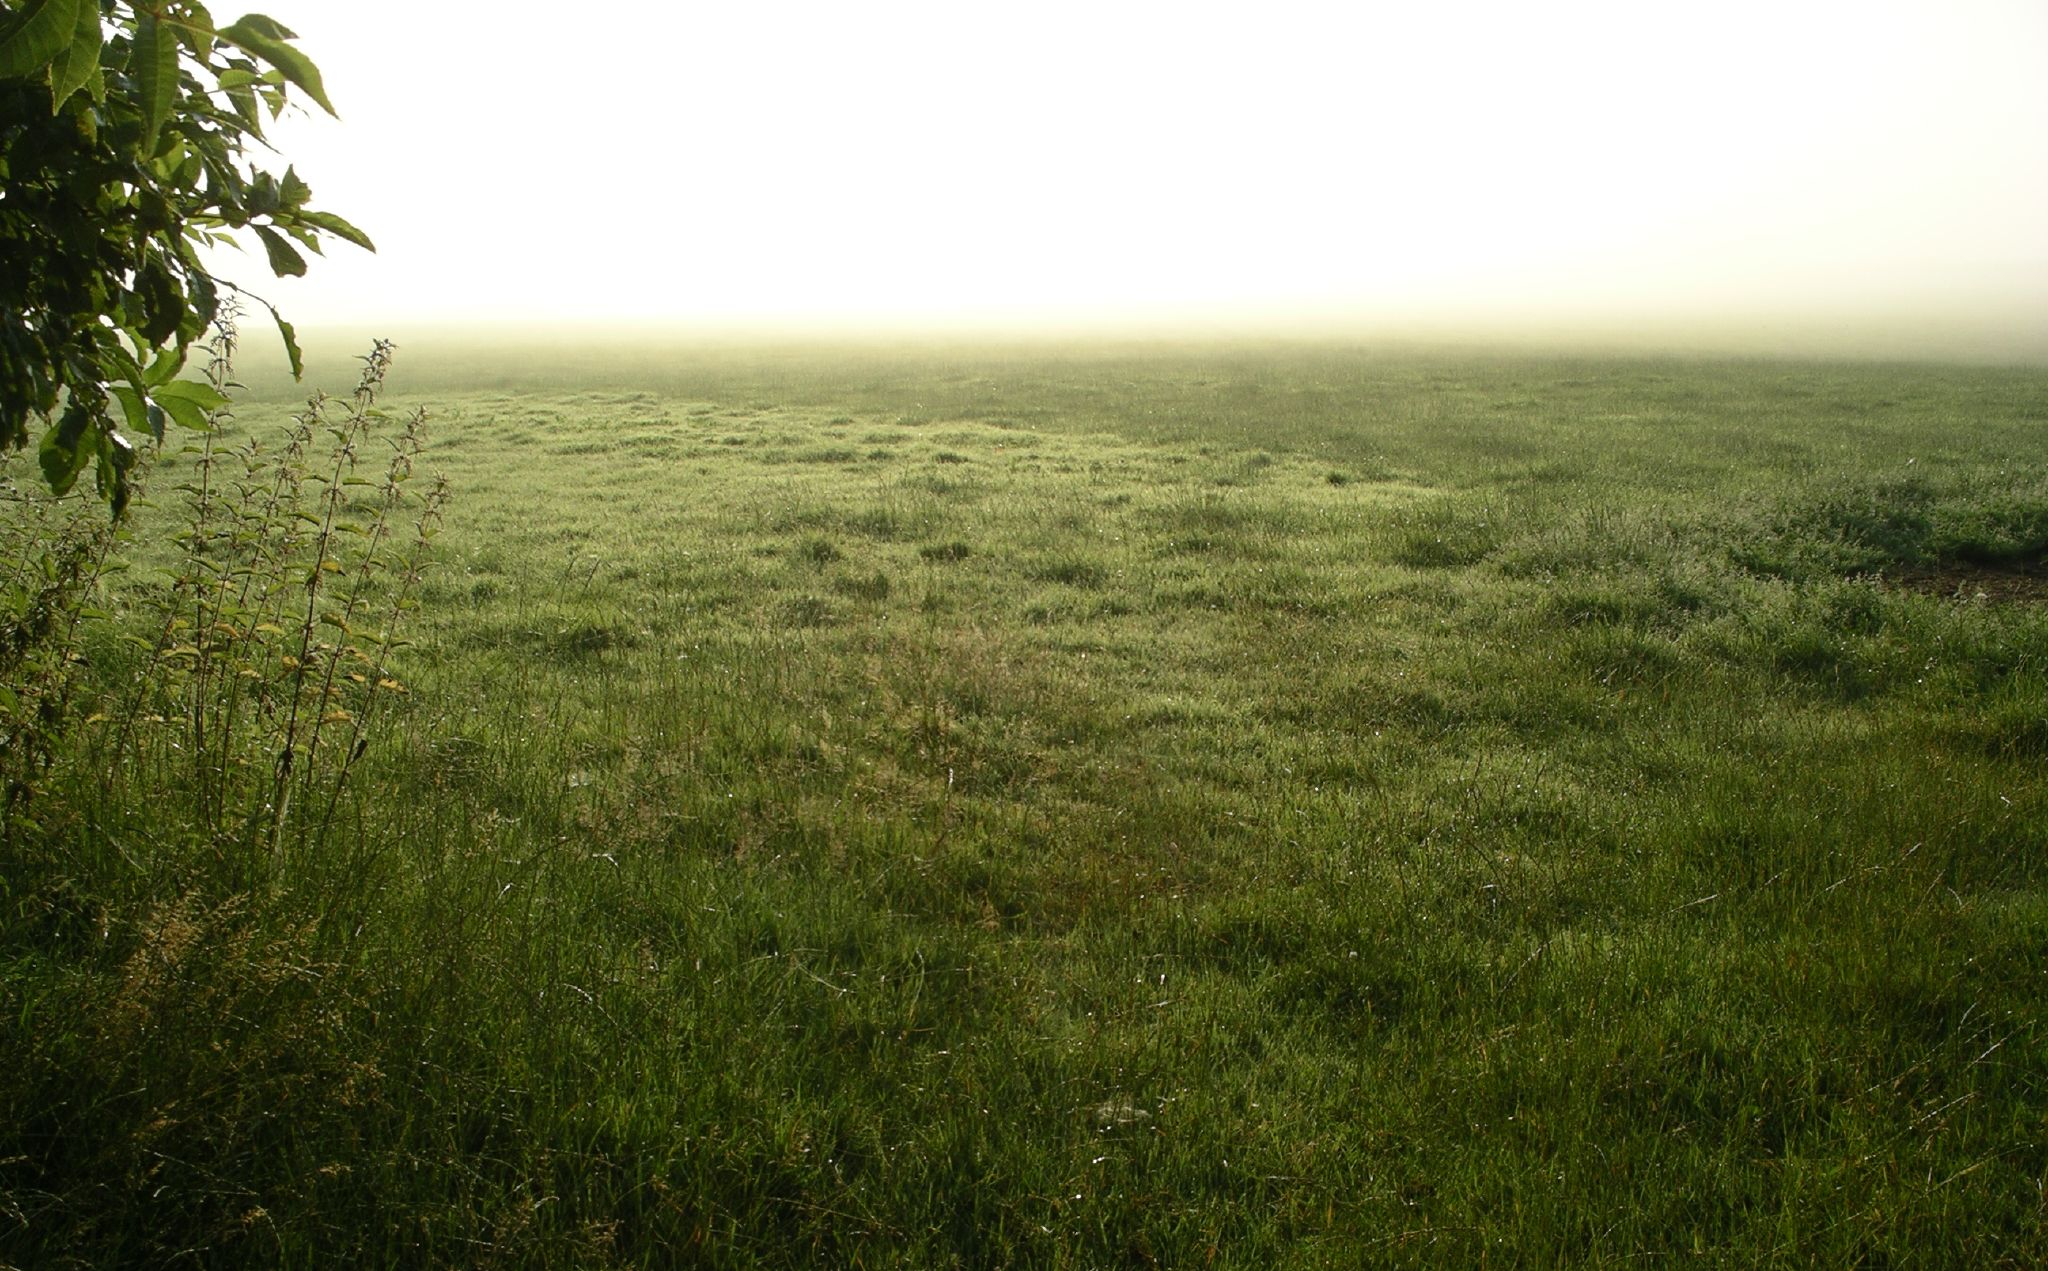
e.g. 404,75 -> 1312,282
1888,560 -> 2048,604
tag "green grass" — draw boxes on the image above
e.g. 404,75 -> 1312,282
3,342 -> 2045,1266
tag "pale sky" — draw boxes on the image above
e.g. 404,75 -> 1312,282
211,0 -> 2048,349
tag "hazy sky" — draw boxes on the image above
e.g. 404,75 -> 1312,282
215,0 -> 2048,346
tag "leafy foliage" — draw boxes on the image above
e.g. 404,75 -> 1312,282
0,1 -> 370,514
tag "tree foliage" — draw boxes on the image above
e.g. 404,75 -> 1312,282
0,0 -> 369,513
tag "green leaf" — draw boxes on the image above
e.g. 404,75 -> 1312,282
221,12 -> 299,41
296,209 -> 376,252
100,339 -> 150,402
0,0 -> 85,79
227,82 -> 263,133
133,13 -> 180,155
136,254 -> 183,344
143,346 -> 188,387
153,379 -> 231,414
255,224 -> 307,276
45,0 -> 101,110
271,309 -> 304,380
218,16 -> 334,115
162,5 -> 217,58
95,429 -> 137,515
247,170 -> 281,215
135,185 -> 175,232
186,269 -> 219,335
150,390 -> 213,432
110,385 -> 149,437
38,403 -> 94,496
280,165 -> 311,210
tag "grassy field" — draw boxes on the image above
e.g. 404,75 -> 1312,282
4,340 -> 2046,1266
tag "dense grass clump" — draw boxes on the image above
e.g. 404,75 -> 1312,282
1733,470 -> 2048,581
2,344 -> 2045,1266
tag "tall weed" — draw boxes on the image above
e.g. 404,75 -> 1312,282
88,335 -> 446,869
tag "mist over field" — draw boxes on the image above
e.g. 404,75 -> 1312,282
235,300 -> 2048,404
